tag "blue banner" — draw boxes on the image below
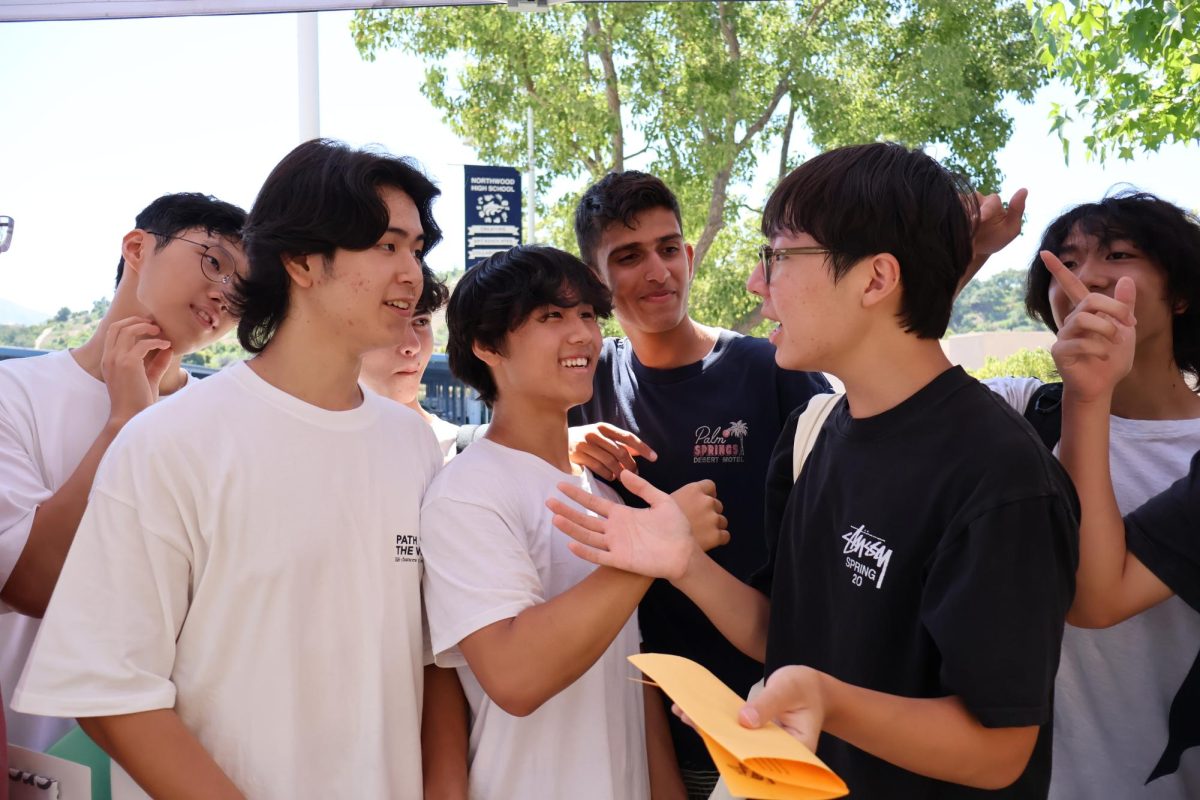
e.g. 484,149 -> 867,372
463,165 -> 522,268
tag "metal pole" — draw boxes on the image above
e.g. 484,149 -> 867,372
526,106 -> 536,243
297,13 -> 320,142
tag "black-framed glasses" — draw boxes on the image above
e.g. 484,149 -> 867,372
757,244 -> 830,284
145,231 -> 239,285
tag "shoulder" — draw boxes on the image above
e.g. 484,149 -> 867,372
980,376 -> 1045,414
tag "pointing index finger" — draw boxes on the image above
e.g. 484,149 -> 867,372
1042,249 -> 1090,307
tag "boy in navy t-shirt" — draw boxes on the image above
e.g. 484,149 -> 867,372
555,144 -> 1079,798
567,170 -> 828,796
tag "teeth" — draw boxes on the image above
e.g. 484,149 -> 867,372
560,358 -> 589,368
385,300 -> 411,309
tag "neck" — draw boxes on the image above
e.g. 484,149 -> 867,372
405,398 -> 434,421
247,316 -> 364,411
624,315 -> 718,369
485,394 -> 574,474
1111,344 -> 1200,420
832,334 -> 953,419
72,281 -> 188,395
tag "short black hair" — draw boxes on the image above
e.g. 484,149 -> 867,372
1026,190 -> 1200,382
232,139 -> 442,353
447,245 -> 612,406
574,170 -> 683,269
417,263 -> 449,316
116,193 -> 247,289
762,142 -> 977,339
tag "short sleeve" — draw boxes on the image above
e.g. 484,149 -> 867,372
0,407 -> 53,608
921,495 -> 1078,728
13,487 -> 191,718
750,406 -> 804,596
420,497 -> 545,668
981,377 -> 1043,415
1125,451 -> 1200,613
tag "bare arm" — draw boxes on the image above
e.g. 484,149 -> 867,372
1,318 -> 172,617
458,566 -> 651,717
644,685 -> 686,800
741,666 -> 1038,790
1045,253 -> 1174,627
80,709 -> 243,800
421,665 -> 469,800
672,552 -> 769,663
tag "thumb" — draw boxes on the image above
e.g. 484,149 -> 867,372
1115,275 -> 1137,312
1007,187 -> 1028,219
738,677 -> 796,730
146,346 -> 174,388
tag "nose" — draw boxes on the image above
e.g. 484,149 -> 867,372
1074,255 -> 1110,293
397,321 -> 421,357
746,259 -> 768,299
396,250 -> 422,287
207,283 -> 231,314
644,253 -> 670,284
567,312 -> 592,343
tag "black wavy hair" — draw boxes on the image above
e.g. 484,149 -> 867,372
232,139 -> 442,353
762,142 -> 977,339
117,193 -> 246,289
447,245 -> 612,406
1026,190 -> 1200,382
417,263 -> 449,316
574,170 -> 683,269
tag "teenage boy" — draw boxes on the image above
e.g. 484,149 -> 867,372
1044,251 -> 1200,788
14,139 -> 451,799
567,171 -> 829,795
0,193 -> 246,751
420,245 -> 715,799
554,143 -> 1080,798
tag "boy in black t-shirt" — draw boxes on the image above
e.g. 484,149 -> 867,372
552,143 -> 1080,798
1046,253 -> 1200,782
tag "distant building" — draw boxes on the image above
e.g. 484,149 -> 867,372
941,331 -> 1054,371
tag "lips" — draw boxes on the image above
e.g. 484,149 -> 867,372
559,356 -> 591,369
192,304 -> 220,330
641,290 -> 676,303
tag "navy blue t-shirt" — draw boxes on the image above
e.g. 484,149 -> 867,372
568,330 -> 829,770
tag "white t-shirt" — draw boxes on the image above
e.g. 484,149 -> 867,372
0,350 -> 129,749
428,413 -> 460,462
15,361 -> 442,800
987,377 -> 1200,798
421,438 -> 649,800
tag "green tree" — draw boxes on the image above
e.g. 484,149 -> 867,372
54,306 -> 71,323
353,0 -> 1043,330
1032,0 -> 1200,161
949,268 -> 1043,333
970,347 -> 1058,381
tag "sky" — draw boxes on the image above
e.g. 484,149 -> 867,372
0,8 -> 1197,318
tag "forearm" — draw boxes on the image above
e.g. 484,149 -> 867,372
462,567 -> 651,716
673,553 -> 768,662
2,422 -> 121,616
1057,391 -> 1136,626
421,665 -> 469,800
80,709 -> 244,800
818,672 -> 1037,790
644,684 -> 686,799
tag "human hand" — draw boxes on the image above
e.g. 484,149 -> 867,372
957,188 -> 1028,295
101,316 -> 173,426
568,423 -> 657,480
669,480 -> 729,552
547,469 -> 695,581
737,665 -> 827,753
1046,250 -> 1137,403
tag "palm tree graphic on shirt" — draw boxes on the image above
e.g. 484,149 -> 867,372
722,420 -> 749,452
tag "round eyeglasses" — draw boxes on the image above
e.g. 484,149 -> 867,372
757,244 -> 830,285
145,231 -> 239,285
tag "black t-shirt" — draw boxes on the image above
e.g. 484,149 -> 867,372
754,367 -> 1079,798
1125,452 -> 1200,782
568,331 -> 829,770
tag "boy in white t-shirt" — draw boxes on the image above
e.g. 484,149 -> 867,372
15,139 -> 459,799
421,245 -> 719,799
0,192 -> 247,750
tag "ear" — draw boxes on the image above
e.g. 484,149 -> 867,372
859,253 -> 903,311
1173,298 -> 1189,315
120,229 -> 150,276
471,339 -> 503,367
685,242 -> 696,283
282,253 -> 318,289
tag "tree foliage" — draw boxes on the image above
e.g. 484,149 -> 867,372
1032,0 -> 1200,161
969,347 -> 1058,381
353,1 -> 1042,330
949,268 -> 1043,333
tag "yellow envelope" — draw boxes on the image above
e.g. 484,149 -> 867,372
630,653 -> 848,800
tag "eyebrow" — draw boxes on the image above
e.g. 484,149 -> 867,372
385,226 -> 425,242
611,233 -> 682,254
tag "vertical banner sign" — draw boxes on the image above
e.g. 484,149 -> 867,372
464,165 -> 522,268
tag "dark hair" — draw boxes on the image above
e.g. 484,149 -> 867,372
762,142 -> 977,339
447,245 -> 612,406
232,139 -> 443,353
1026,190 -> 1200,381
574,171 -> 684,268
417,263 -> 449,315
116,193 -> 247,289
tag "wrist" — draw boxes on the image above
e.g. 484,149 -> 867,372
670,542 -> 707,589
1061,386 -> 1114,410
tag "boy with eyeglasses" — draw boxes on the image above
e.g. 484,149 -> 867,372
0,192 -> 246,752
555,143 -> 1079,798
14,140 -> 453,799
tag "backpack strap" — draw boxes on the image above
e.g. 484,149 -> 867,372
455,423 -> 488,454
1023,382 -> 1064,451
792,393 -> 843,482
